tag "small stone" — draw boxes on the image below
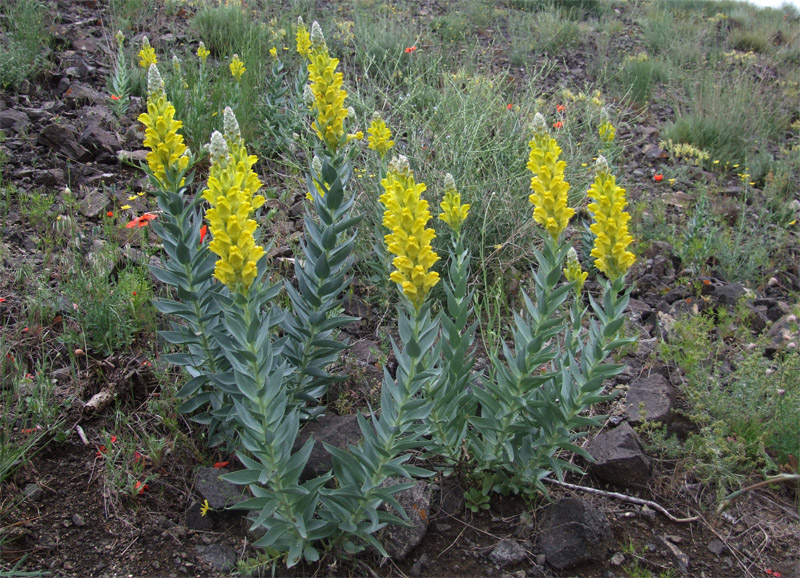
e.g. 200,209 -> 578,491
624,374 -> 675,425
610,552 -> 625,566
195,467 -> 246,509
378,480 -> 432,560
488,539 -> 528,566
586,422 -> 652,488
71,514 -> 86,527
707,538 -> 726,555
22,483 -> 44,502
409,553 -> 430,577
537,498 -> 611,569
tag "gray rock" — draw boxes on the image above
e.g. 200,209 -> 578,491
765,311 -> 799,357
195,467 -> 247,509
489,539 -> 528,566
586,423 -> 652,488
378,480 -> 431,560
293,413 -> 363,481
35,168 -> 65,187
712,283 -> 746,306
624,373 -> 675,425
80,189 -> 110,219
195,544 -> 236,572
22,483 -> 44,501
79,123 -> 121,163
0,109 -> 30,134
64,83 -> 104,105
537,498 -> 611,569
38,123 -> 93,162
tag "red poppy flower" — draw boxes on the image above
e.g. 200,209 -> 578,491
199,225 -> 208,244
553,121 -> 563,129
213,461 -> 230,469
506,103 -> 513,110
107,211 -> 114,217
110,435 -> 117,443
132,291 -> 137,296
404,46 -> 417,53
111,95 -> 120,101
125,213 -> 157,228
653,174 -> 663,182
556,104 -> 565,112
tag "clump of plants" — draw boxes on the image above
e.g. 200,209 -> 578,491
129,16 -> 640,567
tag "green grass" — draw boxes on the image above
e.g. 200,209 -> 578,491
0,0 -> 52,88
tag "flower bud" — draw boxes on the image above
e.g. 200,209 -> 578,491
311,21 -> 325,48
389,155 -> 411,178
206,131 -> 229,167
223,107 -> 241,144
147,63 -> 164,96
532,112 -> 546,134
595,155 -> 609,174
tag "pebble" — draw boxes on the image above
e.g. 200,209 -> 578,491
71,514 -> 86,527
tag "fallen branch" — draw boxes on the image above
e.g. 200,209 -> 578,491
717,474 -> 800,513
543,478 -> 700,523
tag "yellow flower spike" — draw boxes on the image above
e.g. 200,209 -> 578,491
296,16 -> 311,59
305,22 -> 350,153
138,36 -> 157,69
380,155 -> 440,310
563,247 -> 588,297
197,41 -> 210,65
269,46 -> 278,59
137,64 -> 189,188
527,113 -> 574,240
367,112 -> 395,159
202,129 -> 266,295
587,156 -> 635,281
598,121 -> 615,143
229,54 -> 246,82
438,173 -> 470,233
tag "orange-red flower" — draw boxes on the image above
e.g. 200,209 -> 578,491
556,104 -> 565,112
507,103 -> 513,110
134,481 -> 149,494
404,45 -> 417,53
199,224 -> 208,244
111,95 -> 120,101
653,174 -> 663,182
553,121 -> 563,129
213,461 -> 230,468
107,211 -> 114,217
125,213 -> 158,228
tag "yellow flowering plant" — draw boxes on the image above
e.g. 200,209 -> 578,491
138,36 -> 157,69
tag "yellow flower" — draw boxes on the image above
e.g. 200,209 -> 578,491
305,22 -> 350,153
121,204 -> 132,210
563,247 -> 588,296
138,36 -> 157,69
438,173 -> 469,233
367,112 -> 395,159
229,54 -> 246,81
137,65 -> 189,188
380,156 -> 440,310
197,41 -> 210,65
587,156 -> 635,281
527,113 -> 574,240
202,117 -> 266,295
269,46 -> 278,59
598,121 -> 615,143
200,500 -> 212,517
296,17 -> 311,59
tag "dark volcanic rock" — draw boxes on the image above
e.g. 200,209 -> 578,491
378,479 -> 432,560
587,422 -> 652,488
195,467 -> 247,509
0,109 -> 30,134
538,498 -> 611,569
195,544 -> 236,572
293,413 -> 363,481
38,123 -> 93,162
489,539 -> 528,566
624,373 -> 675,425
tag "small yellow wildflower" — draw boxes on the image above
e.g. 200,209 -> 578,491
438,173 -> 469,233
269,46 -> 278,59
229,54 -> 246,82
380,156 -> 440,310
527,113 -> 574,240
200,499 -> 212,516
367,112 -> 395,159
138,36 -> 157,69
121,204 -> 132,210
197,41 -> 210,65
587,156 -> 635,281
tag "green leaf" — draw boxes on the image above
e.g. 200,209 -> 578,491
219,468 -> 263,485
